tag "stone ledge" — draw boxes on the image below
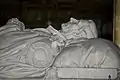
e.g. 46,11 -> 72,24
57,68 -> 117,79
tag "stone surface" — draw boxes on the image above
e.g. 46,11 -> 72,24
0,18 -> 120,80
0,18 -> 57,78
54,38 -> 120,68
57,68 -> 117,79
61,17 -> 98,40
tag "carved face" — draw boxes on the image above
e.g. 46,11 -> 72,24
61,18 -> 86,39
61,18 -> 98,39
61,18 -> 79,33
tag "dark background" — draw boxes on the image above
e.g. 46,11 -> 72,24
0,0 -> 113,40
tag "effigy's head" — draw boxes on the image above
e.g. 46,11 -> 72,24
60,17 -> 98,39
6,18 -> 25,30
61,18 -> 79,34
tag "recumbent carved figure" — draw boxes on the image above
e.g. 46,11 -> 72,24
0,18 -> 120,80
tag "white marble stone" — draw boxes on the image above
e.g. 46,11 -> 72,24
57,68 -> 117,79
61,17 -> 98,40
0,18 -> 120,80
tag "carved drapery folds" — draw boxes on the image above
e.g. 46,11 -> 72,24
0,18 -> 120,79
0,18 -> 58,78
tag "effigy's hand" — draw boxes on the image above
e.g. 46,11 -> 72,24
50,35 -> 65,55
46,25 -> 66,54
47,25 -> 66,41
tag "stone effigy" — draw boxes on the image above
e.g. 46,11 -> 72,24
0,18 -> 120,80
0,18 -> 60,78
60,17 -> 98,40
54,18 -> 120,69
50,18 -> 120,80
